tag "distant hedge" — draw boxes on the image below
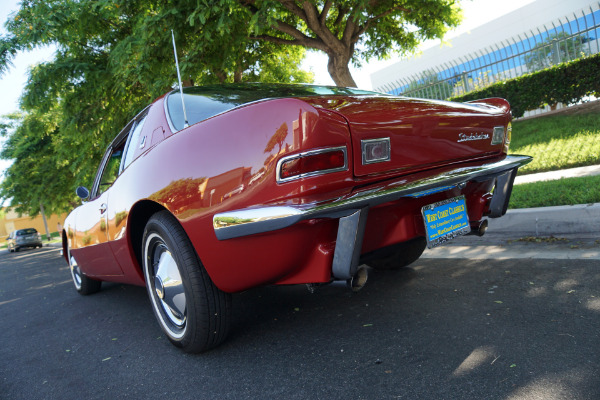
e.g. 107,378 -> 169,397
449,53 -> 600,118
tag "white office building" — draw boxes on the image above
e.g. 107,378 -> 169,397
371,0 -> 600,103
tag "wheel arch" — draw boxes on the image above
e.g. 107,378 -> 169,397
127,200 -> 169,274
61,230 -> 69,264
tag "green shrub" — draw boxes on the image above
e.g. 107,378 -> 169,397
450,54 -> 600,117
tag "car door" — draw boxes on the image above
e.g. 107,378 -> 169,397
72,141 -> 127,277
71,111 -> 148,277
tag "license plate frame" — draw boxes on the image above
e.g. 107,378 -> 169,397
421,196 -> 471,248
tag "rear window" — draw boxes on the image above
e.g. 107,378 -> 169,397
17,228 -> 38,236
166,83 -> 382,131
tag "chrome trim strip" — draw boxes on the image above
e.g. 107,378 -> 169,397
276,146 -> 348,183
163,92 -> 179,134
214,155 -> 532,240
361,137 -> 391,164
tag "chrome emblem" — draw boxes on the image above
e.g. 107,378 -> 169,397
457,132 -> 490,143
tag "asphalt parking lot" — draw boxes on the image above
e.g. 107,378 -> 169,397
1,241 -> 599,400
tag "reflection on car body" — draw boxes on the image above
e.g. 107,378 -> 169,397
62,83 -> 531,353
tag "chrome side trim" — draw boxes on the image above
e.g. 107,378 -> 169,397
276,146 -> 348,183
213,155 -> 532,241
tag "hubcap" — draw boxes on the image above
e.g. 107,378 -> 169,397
150,241 -> 186,329
69,255 -> 82,290
154,276 -> 165,299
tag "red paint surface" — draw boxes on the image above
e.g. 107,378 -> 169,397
64,91 -> 511,292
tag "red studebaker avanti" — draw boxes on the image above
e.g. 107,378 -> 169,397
62,84 -> 531,353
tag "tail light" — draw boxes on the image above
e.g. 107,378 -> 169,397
277,147 -> 347,183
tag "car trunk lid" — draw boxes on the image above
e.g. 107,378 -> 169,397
301,96 -> 511,178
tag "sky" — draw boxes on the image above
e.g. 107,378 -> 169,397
0,0 -> 535,178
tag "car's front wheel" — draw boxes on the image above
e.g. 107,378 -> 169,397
69,253 -> 102,295
142,211 -> 231,353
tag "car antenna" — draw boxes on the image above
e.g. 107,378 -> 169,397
171,30 -> 189,128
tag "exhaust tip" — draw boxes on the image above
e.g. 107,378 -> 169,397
468,219 -> 488,237
350,266 -> 369,292
476,219 -> 488,237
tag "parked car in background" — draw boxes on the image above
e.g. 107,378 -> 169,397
62,83 -> 531,353
7,228 -> 43,252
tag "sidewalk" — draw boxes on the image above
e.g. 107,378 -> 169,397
514,164 -> 600,185
504,164 -> 600,236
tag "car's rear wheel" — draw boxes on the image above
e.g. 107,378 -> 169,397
69,253 -> 102,295
142,211 -> 231,353
365,237 -> 427,270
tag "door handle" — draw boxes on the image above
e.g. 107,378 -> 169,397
99,203 -> 107,214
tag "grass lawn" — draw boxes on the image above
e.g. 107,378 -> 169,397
509,174 -> 600,209
511,112 -> 600,174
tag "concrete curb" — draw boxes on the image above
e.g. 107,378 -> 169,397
488,203 -> 600,236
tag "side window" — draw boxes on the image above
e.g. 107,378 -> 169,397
122,115 -> 147,171
97,144 -> 125,196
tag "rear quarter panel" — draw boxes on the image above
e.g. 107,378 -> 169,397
102,97 -> 353,291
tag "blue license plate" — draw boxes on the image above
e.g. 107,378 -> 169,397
421,196 -> 470,248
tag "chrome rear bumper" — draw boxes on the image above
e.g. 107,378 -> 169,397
213,155 -> 532,280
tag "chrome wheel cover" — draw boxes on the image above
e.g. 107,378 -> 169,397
144,233 -> 187,339
69,255 -> 82,290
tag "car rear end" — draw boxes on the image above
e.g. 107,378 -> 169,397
14,228 -> 43,250
299,95 -> 516,248
211,92 -> 529,290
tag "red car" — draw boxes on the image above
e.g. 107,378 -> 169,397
63,84 -> 531,352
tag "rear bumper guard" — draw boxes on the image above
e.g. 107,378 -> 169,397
213,155 -> 532,279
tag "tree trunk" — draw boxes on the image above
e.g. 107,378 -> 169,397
215,71 -> 227,83
233,68 -> 243,83
327,52 -> 357,87
39,202 -> 51,241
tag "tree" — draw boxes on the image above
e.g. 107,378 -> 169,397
0,0 -> 312,215
191,0 -> 462,87
0,111 -> 78,216
525,32 -> 588,71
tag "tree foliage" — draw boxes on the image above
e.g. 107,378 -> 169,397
525,32 -> 588,71
404,69 -> 453,100
0,0 -> 312,215
0,111 -> 78,215
190,0 -> 462,86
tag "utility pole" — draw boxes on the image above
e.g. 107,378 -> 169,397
39,202 -> 51,241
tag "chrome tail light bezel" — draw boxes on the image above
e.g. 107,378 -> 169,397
361,138 -> 391,165
276,146 -> 348,183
